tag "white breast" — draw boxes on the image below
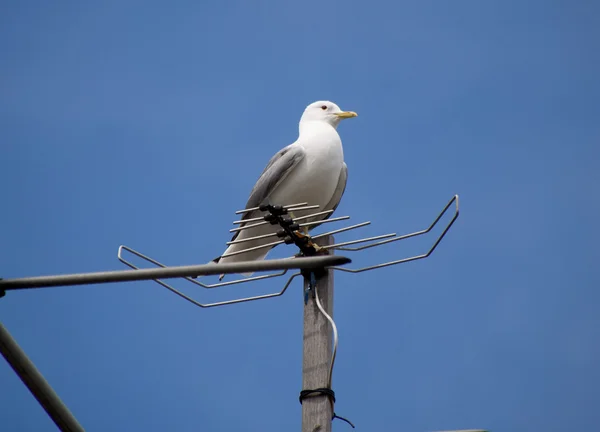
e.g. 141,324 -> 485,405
270,123 -> 344,216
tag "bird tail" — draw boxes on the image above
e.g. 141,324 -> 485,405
208,255 -> 229,281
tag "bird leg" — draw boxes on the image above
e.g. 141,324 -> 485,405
289,212 -> 325,254
293,226 -> 325,253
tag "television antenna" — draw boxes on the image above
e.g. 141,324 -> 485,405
0,195 -> 472,432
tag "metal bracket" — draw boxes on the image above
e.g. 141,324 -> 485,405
115,195 -> 460,310
330,194 -> 460,273
118,245 -> 304,308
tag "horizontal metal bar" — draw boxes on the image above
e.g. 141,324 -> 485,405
223,216 -> 352,256
116,246 -> 304,308
233,207 -> 330,226
226,230 -> 281,245
298,215 -> 350,227
294,209 -> 335,221
321,233 -> 397,250
230,209 -> 337,233
118,245 -> 289,289
283,204 -> 320,212
229,219 -> 269,233
0,254 -> 352,290
220,238 -> 285,258
295,209 -> 335,220
235,202 -> 308,214
233,215 -> 269,225
228,212 -> 339,245
312,221 -> 371,239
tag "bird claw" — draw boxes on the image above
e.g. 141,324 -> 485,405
309,242 -> 325,253
293,230 -> 327,255
293,230 -> 310,240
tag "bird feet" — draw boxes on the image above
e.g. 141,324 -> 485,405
289,213 -> 327,255
293,230 -> 327,254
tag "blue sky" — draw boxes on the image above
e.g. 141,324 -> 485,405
1,1 -> 598,431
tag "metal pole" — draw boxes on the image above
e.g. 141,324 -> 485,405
0,321 -> 85,432
301,235 -> 334,432
0,255 -> 350,291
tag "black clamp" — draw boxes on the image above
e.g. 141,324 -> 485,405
299,387 -> 355,428
259,204 -> 322,257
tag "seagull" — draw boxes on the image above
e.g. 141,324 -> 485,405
212,100 -> 357,279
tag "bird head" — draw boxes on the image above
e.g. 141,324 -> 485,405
299,100 -> 358,129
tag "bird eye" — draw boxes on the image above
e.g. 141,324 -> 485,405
321,105 -> 327,110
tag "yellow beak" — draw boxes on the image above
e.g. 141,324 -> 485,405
334,111 -> 358,119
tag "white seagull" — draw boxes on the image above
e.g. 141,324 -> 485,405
212,100 -> 357,278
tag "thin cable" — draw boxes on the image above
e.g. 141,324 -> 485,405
311,275 -> 354,428
313,279 -> 337,389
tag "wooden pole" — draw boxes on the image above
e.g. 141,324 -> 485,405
302,235 -> 334,432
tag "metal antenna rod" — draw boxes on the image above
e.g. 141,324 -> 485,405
0,254 -> 351,291
0,321 -> 84,432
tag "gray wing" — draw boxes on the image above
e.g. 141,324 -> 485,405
211,145 -> 306,264
308,162 -> 348,231
226,144 -> 305,245
243,143 -> 306,213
